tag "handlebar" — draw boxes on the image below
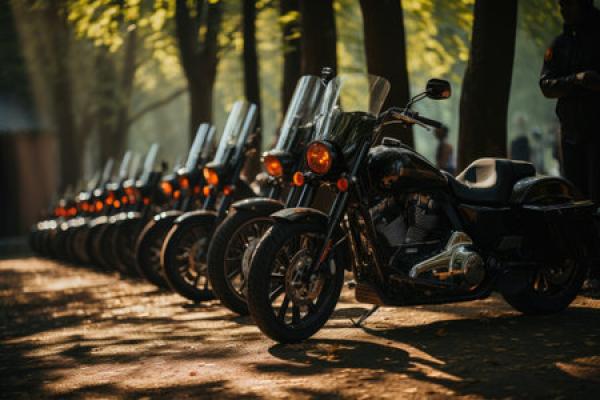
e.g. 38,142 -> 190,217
380,107 -> 444,130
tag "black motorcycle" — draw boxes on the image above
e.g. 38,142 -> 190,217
245,73 -> 600,343
159,100 -> 259,301
134,124 -> 216,285
206,74 -> 327,315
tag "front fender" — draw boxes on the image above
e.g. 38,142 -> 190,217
153,210 -> 184,223
174,209 -> 218,227
232,197 -> 284,214
88,216 -> 109,229
271,207 -> 329,225
271,207 -> 352,271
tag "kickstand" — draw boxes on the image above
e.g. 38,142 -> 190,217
351,305 -> 379,328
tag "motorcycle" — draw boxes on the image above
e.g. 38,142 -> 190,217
159,100 -> 259,301
245,73 -> 600,343
134,123 -> 216,284
206,74 -> 328,315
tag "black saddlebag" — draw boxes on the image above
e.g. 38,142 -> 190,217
519,200 -> 600,267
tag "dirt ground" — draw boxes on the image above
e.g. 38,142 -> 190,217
1,257 -> 599,399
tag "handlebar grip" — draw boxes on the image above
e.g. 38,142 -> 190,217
414,115 -> 443,129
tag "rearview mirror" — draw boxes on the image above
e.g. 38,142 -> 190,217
426,79 -> 451,100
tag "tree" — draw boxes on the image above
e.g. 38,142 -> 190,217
242,0 -> 262,177
175,0 -> 223,140
360,0 -> 413,147
279,0 -> 301,110
457,0 -> 518,170
299,0 -> 337,75
11,0 -> 81,190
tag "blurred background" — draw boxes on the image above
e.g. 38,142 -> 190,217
0,0 -> 589,238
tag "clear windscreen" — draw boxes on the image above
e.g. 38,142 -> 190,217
314,74 -> 390,142
212,101 -> 250,164
139,143 -> 159,184
128,153 -> 142,179
101,158 -> 115,186
274,75 -> 325,151
118,151 -> 132,179
200,126 -> 217,160
185,123 -> 211,170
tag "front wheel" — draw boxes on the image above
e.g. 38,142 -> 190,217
502,259 -> 586,315
135,219 -> 172,288
207,210 -> 273,315
161,219 -> 215,302
246,222 -> 345,343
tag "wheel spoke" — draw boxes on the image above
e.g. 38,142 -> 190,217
292,305 -> 300,325
269,284 -> 285,302
227,268 -> 242,280
277,295 -> 290,321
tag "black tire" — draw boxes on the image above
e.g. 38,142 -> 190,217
161,219 -> 215,302
207,210 -> 273,315
100,223 -> 120,271
135,219 -> 172,288
72,225 -> 91,265
113,219 -> 144,277
246,222 -> 345,343
89,223 -> 110,269
502,259 -> 586,315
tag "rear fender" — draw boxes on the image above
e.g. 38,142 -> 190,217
232,197 -> 284,214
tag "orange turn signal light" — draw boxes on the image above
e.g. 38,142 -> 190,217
105,192 -> 115,206
306,142 -> 333,175
203,168 -> 219,186
292,171 -> 305,187
113,200 -> 121,209
223,185 -> 234,196
202,186 -> 211,197
95,200 -> 104,211
179,176 -> 190,190
336,177 -> 349,192
263,155 -> 283,177
173,190 -> 181,200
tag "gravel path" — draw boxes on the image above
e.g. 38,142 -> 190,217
1,257 -> 599,399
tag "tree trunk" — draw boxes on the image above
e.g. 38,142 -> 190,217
174,0 -> 223,141
242,0 -> 262,178
299,0 -> 337,75
457,0 -> 517,170
360,0 -> 413,147
112,27 -> 137,158
280,0 -> 301,110
11,0 -> 83,191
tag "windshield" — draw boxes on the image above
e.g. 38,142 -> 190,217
314,73 -> 390,143
139,143 -> 159,184
200,126 -> 216,160
212,100 -> 250,164
274,75 -> 325,152
185,123 -> 211,170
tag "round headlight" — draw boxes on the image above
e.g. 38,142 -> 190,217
263,155 -> 283,177
203,168 -> 219,186
161,181 -> 173,196
306,142 -> 333,175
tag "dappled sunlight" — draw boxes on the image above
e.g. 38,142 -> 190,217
2,258 -> 600,398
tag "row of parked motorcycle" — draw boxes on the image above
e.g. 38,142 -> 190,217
31,69 -> 600,343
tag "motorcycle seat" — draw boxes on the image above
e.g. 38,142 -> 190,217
446,158 -> 535,205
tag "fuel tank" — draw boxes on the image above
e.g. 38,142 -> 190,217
367,143 -> 448,193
